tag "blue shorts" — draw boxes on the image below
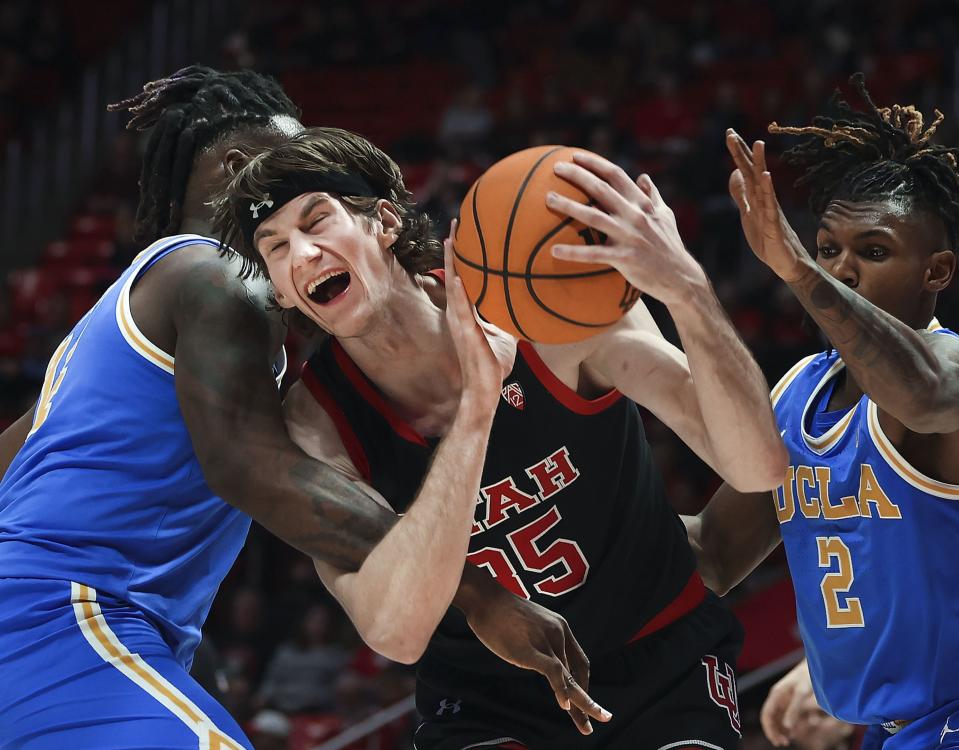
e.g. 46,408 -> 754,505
0,578 -> 251,749
861,700 -> 959,750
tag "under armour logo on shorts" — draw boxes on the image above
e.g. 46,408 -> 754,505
436,698 -> 462,716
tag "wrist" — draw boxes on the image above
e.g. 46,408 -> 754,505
663,268 -> 715,318
782,256 -> 821,287
455,389 -> 499,427
454,562 -> 509,616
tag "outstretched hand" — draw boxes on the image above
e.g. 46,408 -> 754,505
547,152 -> 706,307
725,129 -> 815,283
465,586 -> 612,735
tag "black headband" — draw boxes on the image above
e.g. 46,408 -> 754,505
239,170 -> 379,247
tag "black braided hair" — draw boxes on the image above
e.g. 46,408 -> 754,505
769,72 -> 959,249
108,65 -> 300,243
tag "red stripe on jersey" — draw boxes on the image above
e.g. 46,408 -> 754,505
518,341 -> 622,415
300,363 -> 373,483
627,571 -> 707,643
330,339 -> 428,447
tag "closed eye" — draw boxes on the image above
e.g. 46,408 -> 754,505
308,214 -> 328,232
268,241 -> 288,256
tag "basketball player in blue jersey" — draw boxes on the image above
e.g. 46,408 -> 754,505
682,74 -> 959,749
213,127 -> 788,749
0,66 -> 608,748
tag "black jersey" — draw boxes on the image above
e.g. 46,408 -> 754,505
302,337 -> 708,675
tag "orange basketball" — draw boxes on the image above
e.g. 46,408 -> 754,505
452,145 -> 640,344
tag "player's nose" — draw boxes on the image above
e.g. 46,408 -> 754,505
290,231 -> 322,270
828,249 -> 858,288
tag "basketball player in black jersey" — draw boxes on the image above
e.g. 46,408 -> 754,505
214,128 -> 788,749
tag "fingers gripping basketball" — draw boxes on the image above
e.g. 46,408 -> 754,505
452,146 -> 639,344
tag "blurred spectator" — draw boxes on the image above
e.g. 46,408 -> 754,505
248,709 -> 292,750
257,603 -> 350,714
438,85 -> 494,156
220,586 -> 274,683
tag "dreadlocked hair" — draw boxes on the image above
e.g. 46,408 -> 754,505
211,126 -> 443,280
768,72 -> 959,249
108,65 -> 300,243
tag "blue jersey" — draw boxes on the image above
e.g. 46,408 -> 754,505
771,321 -> 959,725
0,235 -> 281,667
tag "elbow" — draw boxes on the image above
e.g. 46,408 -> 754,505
697,556 -> 735,598
364,622 -> 430,665
707,572 -> 735,598
727,442 -> 789,493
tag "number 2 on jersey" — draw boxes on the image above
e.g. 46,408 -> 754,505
817,536 -> 864,628
467,507 -> 589,599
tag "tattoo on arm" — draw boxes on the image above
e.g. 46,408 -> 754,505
794,270 -> 936,403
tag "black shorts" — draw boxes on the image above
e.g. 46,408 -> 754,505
413,596 -> 744,750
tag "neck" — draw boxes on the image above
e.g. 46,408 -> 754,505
826,366 -> 863,411
338,273 -> 462,434
178,214 -> 213,238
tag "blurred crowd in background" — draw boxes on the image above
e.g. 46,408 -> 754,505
1,1 -> 957,747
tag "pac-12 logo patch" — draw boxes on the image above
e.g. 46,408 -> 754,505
501,382 -> 525,410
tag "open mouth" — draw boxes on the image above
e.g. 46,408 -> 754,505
306,271 -> 351,305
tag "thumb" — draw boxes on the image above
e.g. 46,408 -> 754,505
781,684 -> 806,733
760,683 -> 794,746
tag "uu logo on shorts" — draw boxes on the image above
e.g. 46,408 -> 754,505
501,382 -> 525,410
702,655 -> 741,736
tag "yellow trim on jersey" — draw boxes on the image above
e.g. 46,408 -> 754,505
114,243 -> 176,374
866,402 -> 959,499
70,583 -> 245,750
798,359 -> 861,455
928,317 -> 943,332
770,354 -> 817,408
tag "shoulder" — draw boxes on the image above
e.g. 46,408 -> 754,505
152,245 -> 285,353
284,379 -> 365,483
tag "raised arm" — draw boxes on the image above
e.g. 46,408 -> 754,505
548,152 -> 787,491
294,257 -> 507,663
727,130 -> 959,434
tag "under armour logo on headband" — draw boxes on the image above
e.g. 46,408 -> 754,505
250,195 -> 274,218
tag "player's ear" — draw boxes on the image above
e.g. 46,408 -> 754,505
377,200 -> 402,247
222,148 -> 250,178
926,249 -> 956,292
272,287 -> 297,310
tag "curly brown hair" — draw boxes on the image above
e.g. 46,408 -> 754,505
211,126 -> 442,278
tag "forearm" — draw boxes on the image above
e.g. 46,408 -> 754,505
668,276 -> 787,490
212,444 -> 397,570
334,402 -> 495,659
684,482 -> 783,596
789,262 -> 952,427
